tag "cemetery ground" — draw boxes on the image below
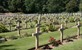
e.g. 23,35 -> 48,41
53,38 -> 82,50
0,22 -> 76,38
0,24 -> 82,50
0,13 -> 82,50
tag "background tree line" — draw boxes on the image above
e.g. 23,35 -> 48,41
0,0 -> 81,13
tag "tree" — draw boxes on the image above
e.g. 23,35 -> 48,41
79,0 -> 82,12
24,0 -> 36,13
0,23 -> 9,33
66,0 -> 79,12
0,0 -> 81,13
0,0 -> 9,12
7,0 -> 16,12
8,0 -> 25,12
46,0 -> 65,13
34,0 -> 47,13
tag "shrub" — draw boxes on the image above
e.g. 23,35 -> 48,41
34,20 -> 38,24
55,26 -> 60,31
47,23 -> 56,32
63,26 -> 68,29
53,20 -> 59,25
0,23 -> 9,33
12,24 -> 16,27
41,26 -> 48,32
45,23 -> 60,31
30,23 -> 35,28
74,18 -> 80,22
69,17 -> 75,22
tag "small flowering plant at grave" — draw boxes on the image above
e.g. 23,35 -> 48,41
48,36 -> 62,47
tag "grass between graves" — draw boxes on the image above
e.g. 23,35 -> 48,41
0,22 -> 75,37
0,28 -> 35,37
52,39 -> 82,50
0,27 -> 82,50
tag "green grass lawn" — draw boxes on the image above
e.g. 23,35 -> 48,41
53,39 -> 82,50
0,26 -> 82,50
0,28 -> 35,37
0,22 -> 76,37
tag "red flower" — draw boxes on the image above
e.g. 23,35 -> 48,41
48,36 -> 55,42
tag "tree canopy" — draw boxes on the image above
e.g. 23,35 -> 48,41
0,0 -> 81,13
